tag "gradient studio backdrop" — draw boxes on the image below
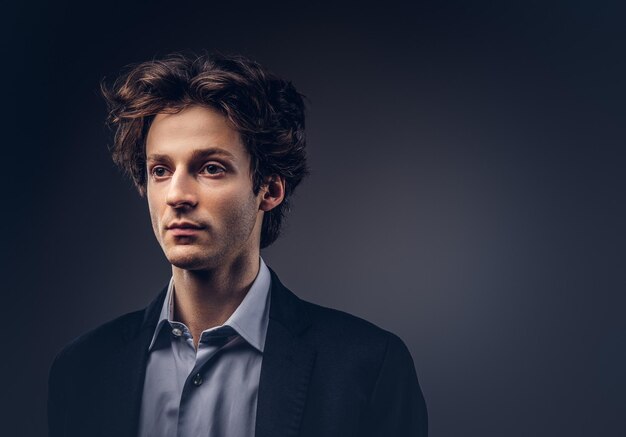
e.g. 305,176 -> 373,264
3,1 -> 625,436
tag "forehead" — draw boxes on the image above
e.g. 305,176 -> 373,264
146,105 -> 247,160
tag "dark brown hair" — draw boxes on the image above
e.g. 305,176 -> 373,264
101,52 -> 308,248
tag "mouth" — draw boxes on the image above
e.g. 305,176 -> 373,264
166,221 -> 205,237
167,227 -> 203,237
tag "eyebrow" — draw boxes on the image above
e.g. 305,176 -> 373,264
146,147 -> 237,163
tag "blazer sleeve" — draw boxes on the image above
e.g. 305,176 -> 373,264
361,333 -> 428,436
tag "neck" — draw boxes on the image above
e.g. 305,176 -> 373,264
171,253 -> 261,348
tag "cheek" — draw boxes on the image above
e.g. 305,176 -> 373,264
146,193 -> 163,236
214,187 -> 260,227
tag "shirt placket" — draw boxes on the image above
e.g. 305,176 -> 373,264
172,324 -> 239,436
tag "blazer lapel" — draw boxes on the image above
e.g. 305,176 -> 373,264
255,270 -> 316,437
98,285 -> 168,437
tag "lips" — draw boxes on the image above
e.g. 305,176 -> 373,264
167,221 -> 204,230
166,221 -> 205,236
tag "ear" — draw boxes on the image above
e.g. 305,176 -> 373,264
259,175 -> 285,212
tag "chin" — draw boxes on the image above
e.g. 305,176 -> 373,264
168,258 -> 208,271
164,246 -> 217,271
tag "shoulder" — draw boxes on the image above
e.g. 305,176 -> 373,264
268,269 -> 412,366
51,309 -> 145,373
271,283 -> 427,435
289,297 -> 424,416
50,285 -> 167,373
302,299 -> 393,342
298,298 -> 412,368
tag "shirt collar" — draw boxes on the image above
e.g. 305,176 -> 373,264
148,257 -> 272,353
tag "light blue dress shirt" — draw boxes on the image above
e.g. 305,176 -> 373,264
137,258 -> 271,437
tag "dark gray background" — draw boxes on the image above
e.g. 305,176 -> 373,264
3,1 -> 625,436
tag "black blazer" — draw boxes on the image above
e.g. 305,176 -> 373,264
48,269 -> 427,436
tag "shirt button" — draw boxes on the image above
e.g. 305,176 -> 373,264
172,328 -> 183,337
192,373 -> 203,386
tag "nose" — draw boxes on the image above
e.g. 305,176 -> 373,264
165,170 -> 198,209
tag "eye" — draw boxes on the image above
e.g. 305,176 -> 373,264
150,166 -> 170,178
202,164 -> 225,175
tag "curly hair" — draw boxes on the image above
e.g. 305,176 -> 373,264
101,52 -> 308,248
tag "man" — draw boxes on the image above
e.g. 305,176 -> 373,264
48,53 -> 428,437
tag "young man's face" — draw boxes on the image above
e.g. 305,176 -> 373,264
145,105 -> 265,271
